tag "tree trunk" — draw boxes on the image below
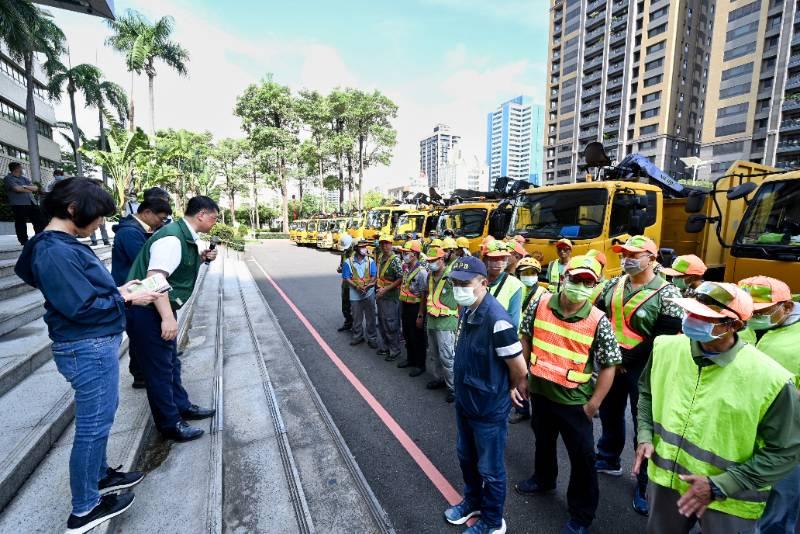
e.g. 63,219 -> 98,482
346,152 -> 353,206
129,70 -> 135,132
253,170 -> 260,229
68,87 -> 84,176
230,189 -> 236,225
23,53 -> 42,185
98,107 -> 109,187
337,152 -> 345,208
358,135 -> 365,211
147,71 -> 156,137
280,155 -> 289,233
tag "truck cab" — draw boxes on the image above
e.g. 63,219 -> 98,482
346,212 -> 366,240
436,200 -> 512,253
362,206 -> 412,242
393,207 -> 442,246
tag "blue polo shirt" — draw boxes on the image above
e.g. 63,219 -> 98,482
341,255 -> 377,301
453,292 -> 523,422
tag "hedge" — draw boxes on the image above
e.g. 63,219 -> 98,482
255,232 -> 289,239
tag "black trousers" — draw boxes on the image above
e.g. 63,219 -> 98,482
11,204 -> 45,245
341,282 -> 352,327
531,394 -> 599,527
124,308 -> 143,382
401,302 -> 426,368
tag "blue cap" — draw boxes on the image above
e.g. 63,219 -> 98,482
448,256 -> 488,281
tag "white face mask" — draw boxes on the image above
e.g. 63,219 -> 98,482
429,261 -> 442,272
453,286 -> 478,306
403,253 -> 414,264
622,257 -> 648,276
358,247 -> 368,256
520,275 -> 538,287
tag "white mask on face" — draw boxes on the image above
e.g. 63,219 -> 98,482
403,253 -> 414,263
358,247 -> 368,256
520,275 -> 538,287
429,261 -> 442,273
453,286 -> 478,306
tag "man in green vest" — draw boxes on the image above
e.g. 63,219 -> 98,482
545,238 -> 572,290
485,240 -> 524,329
634,281 -> 800,533
127,196 -> 220,442
737,276 -> 800,534
594,235 -> 684,516
422,246 -> 458,403
375,234 -> 403,361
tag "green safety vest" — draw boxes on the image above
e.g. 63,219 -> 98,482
608,275 -> 668,349
427,272 -> 458,317
739,321 -> 800,388
489,272 -> 525,314
648,335 -> 792,519
546,260 -> 563,287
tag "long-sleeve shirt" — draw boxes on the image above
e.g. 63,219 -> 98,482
638,336 -> 800,497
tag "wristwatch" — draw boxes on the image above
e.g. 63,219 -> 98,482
708,478 -> 726,501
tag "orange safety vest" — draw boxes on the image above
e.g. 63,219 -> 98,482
427,272 -> 458,317
377,254 -> 398,288
529,293 -> 603,388
400,264 -> 423,304
349,257 -> 375,288
609,275 -> 667,349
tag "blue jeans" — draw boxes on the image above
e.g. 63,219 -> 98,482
757,465 -> 800,534
52,334 -> 122,515
456,410 -> 508,527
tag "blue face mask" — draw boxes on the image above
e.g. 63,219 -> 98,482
682,315 -> 727,343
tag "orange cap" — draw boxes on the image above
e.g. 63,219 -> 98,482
612,235 -> 658,256
585,249 -> 607,266
555,238 -> 573,250
511,242 -> 529,258
738,276 -> 793,311
402,240 -> 422,254
485,240 -> 511,258
670,281 -> 754,321
425,246 -> 445,260
661,254 -> 707,277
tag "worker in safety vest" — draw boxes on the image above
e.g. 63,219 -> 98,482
397,240 -> 428,377
341,238 -> 379,348
375,234 -> 403,361
661,254 -> 707,298
423,245 -> 459,403
455,236 -> 471,258
442,237 -> 459,270
479,235 -> 496,261
336,234 -> 355,332
584,249 -> 608,306
515,255 -> 622,534
634,281 -> 800,534
545,238 -> 572,290
737,276 -> 800,534
505,241 -> 528,275
594,235 -> 684,516
485,240 -> 525,329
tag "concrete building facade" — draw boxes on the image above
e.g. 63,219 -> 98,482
438,147 -> 488,195
544,0 -> 711,185
419,124 -> 460,189
485,96 -> 545,187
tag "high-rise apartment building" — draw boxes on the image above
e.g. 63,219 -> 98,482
544,0 -> 712,185
700,0 -> 800,176
485,96 -> 545,188
438,147 -> 488,195
419,124 -> 460,189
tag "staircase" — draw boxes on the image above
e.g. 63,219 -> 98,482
0,242 -> 392,533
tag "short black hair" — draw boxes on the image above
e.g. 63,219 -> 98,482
143,186 -> 170,202
185,196 -> 219,216
138,197 -> 173,216
53,169 -> 65,176
42,177 -> 116,228
8,162 -> 21,172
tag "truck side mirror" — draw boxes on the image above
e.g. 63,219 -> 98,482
685,214 -> 707,233
727,182 -> 757,201
685,191 -> 707,214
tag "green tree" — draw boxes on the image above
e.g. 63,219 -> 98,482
362,190 -> 387,209
84,76 -> 129,155
154,129 -> 212,212
234,77 -> 299,232
211,138 -> 247,225
0,1 -> 66,183
83,127 -> 151,211
327,88 -> 355,206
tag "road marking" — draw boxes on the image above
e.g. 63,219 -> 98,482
249,257 -> 462,506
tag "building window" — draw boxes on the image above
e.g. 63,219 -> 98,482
640,124 -> 658,135
719,82 -> 751,99
712,141 -> 745,155
717,102 -> 749,119
649,23 -> 667,37
725,21 -> 760,43
642,91 -> 661,103
721,62 -> 754,81
715,122 -> 747,136
0,98 -> 53,138
0,56 -> 48,99
644,74 -> 663,87
639,140 -> 657,150
646,40 -> 667,55
723,41 -> 757,61
728,1 -> 761,22
641,107 -> 660,119
645,58 -> 664,72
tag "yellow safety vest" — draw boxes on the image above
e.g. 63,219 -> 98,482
427,273 -> 458,317
400,265 -> 423,304
609,275 -> 667,349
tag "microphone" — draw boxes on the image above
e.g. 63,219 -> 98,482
206,236 -> 219,264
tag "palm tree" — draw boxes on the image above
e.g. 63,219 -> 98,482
84,78 -> 128,152
82,127 -> 150,211
0,1 -> 66,183
106,10 -> 189,136
46,62 -> 101,176
105,10 -> 146,132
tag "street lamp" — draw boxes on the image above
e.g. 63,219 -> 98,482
679,156 -> 713,185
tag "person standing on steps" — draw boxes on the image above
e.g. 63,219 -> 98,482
336,234 -> 355,332
423,245 -> 459,403
593,235 -> 684,516
443,256 -> 528,534
375,234 -> 403,361
126,196 -> 220,443
342,238 -> 379,348
4,161 -> 45,245
14,178 -> 161,534
397,240 -> 428,377
545,238 -> 572,290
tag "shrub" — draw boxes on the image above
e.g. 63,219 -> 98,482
208,223 -> 235,242
255,232 -> 289,239
236,224 -> 251,238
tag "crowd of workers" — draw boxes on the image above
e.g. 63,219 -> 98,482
335,230 -> 800,534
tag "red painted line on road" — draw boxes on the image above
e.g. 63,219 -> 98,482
250,258 -> 462,506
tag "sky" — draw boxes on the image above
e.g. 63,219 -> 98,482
47,0 -> 549,191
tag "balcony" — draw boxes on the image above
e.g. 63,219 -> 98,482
612,0 -> 628,14
585,40 -> 605,58
583,98 -> 601,112
583,56 -> 604,73
583,71 -> 602,85
776,139 -> 800,154
606,91 -> 622,104
603,121 -> 620,133
788,54 -> 800,70
587,0 -> 606,12
586,13 -> 606,31
781,118 -> 800,133
583,85 -> 601,98
606,106 -> 621,118
611,15 -> 626,30
787,76 -> 800,91
610,30 -> 626,45
585,26 -> 606,43
608,62 -> 625,75
580,113 -> 600,125
607,77 -> 623,89
784,98 -> 800,111
580,127 -> 599,140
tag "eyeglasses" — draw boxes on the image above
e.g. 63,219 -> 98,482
695,282 -> 741,320
566,275 -> 597,288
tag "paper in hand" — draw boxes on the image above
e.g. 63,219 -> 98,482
129,273 -> 172,294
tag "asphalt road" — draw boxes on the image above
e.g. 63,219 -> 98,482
247,241 -> 648,534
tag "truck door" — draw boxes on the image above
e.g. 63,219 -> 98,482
607,189 -> 660,276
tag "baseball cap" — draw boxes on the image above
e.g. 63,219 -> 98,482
456,236 -> 470,249
448,256 -> 488,281
565,255 -> 602,282
378,233 -> 393,243
670,281 -> 754,321
738,276 -> 793,311
585,249 -> 607,267
511,242 -> 529,258
426,246 -> 445,260
555,238 -> 573,250
661,254 -> 707,277
516,257 -> 542,273
441,237 -> 458,250
612,235 -> 658,256
485,240 -> 511,258
402,240 -> 422,254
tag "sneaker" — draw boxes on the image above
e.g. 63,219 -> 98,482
443,499 -> 481,525
376,349 -> 390,356
66,493 -> 135,534
409,367 -> 425,377
632,485 -> 649,516
508,411 -> 530,424
385,353 -> 400,362
463,518 -> 506,534
595,458 -> 623,476
98,465 -> 145,495
349,338 -> 365,346
426,379 -> 446,390
514,477 -> 555,496
337,324 -> 352,332
561,519 -> 589,534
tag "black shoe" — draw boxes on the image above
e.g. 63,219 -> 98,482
426,379 -> 446,390
66,493 -> 135,534
397,360 -> 411,368
409,367 -> 425,377
385,353 -> 400,362
98,465 -> 145,495
350,338 -> 365,346
103,241 -> 111,246
131,380 -> 146,389
161,421 -> 204,442
376,348 -> 389,356
181,404 -> 216,421
446,392 -> 455,403
337,324 -> 352,332
367,341 -> 379,349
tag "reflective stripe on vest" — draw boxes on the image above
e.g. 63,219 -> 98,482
489,273 -> 525,313
400,265 -> 422,304
427,273 -> 458,317
349,257 -> 375,286
377,254 -> 397,288
609,275 -> 667,349
589,279 -> 607,305
648,335 -> 792,519
528,293 -> 603,388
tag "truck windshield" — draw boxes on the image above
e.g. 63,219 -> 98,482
366,209 -> 389,230
734,180 -> 800,256
347,216 -> 361,230
510,189 -> 608,239
437,208 -> 488,238
397,214 -> 425,234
